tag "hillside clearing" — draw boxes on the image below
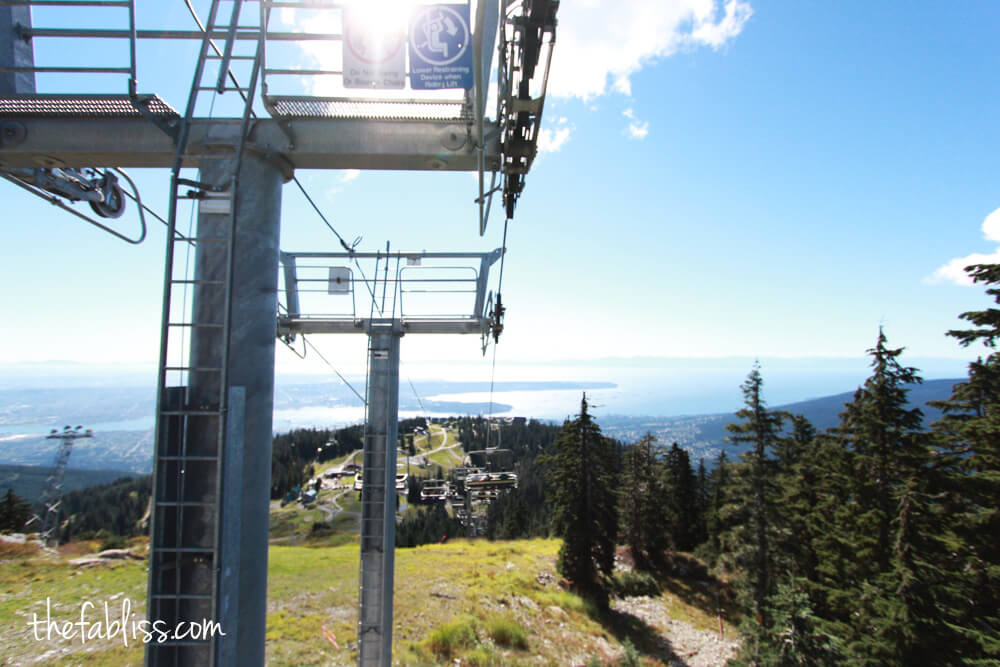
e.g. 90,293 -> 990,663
0,537 -> 738,665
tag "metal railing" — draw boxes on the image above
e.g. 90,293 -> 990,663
278,248 -> 502,335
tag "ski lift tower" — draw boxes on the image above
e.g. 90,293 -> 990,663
279,247 -> 503,665
24,425 -> 93,545
1,2 -> 560,666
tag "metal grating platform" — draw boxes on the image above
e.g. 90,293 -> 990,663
0,94 -> 178,118
267,96 -> 472,122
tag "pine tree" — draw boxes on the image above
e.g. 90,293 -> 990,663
620,433 -> 669,570
0,488 -> 32,532
724,362 -> 784,643
664,442 -> 699,552
545,394 -> 620,606
930,263 -> 1000,661
814,329 -> 931,664
772,414 -> 820,582
703,450 -> 732,565
693,458 -> 709,549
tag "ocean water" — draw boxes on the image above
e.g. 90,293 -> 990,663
0,357 -> 972,435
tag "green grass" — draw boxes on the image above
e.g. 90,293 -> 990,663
487,613 -> 528,649
424,614 -> 479,658
3,533 -> 737,665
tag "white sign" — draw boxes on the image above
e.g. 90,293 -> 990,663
342,8 -> 406,89
328,267 -> 352,294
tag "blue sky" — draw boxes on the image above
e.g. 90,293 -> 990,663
2,0 -> 999,387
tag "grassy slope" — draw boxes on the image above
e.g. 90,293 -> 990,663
1,538 -> 736,666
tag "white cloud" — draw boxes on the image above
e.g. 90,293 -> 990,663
627,121 -> 649,139
622,108 -> 649,139
549,0 -> 753,100
982,207 -> 1000,241
341,169 -> 361,183
538,118 -> 573,153
538,126 -> 572,153
929,207 -> 1000,285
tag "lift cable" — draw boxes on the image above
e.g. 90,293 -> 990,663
276,301 -> 368,406
301,336 -> 367,406
485,216 -> 511,447
407,377 -> 427,415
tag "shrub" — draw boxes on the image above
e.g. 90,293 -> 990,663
424,615 -> 478,658
612,570 -> 660,598
487,614 -> 528,649
465,646 -> 501,666
620,637 -> 640,667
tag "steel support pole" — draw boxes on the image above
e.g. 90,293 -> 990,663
0,4 -> 34,95
358,324 -> 400,667
146,152 -> 282,667
209,152 -> 282,667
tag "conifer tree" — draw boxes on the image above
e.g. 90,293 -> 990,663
545,394 -> 620,606
664,442 -> 699,552
704,450 -> 731,565
814,329 -> 931,664
0,488 -> 31,532
620,433 -> 668,570
693,458 -> 709,549
930,263 -> 1000,661
772,414 -> 819,581
725,363 -> 783,630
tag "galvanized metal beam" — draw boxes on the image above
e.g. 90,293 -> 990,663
0,116 -> 495,170
277,316 -> 487,336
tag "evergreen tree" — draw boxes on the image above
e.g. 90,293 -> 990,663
693,458 -> 709,549
619,433 -> 669,570
724,362 -> 784,651
0,488 -> 32,532
929,263 -> 1000,661
664,442 -> 699,552
812,329 -> 931,664
545,394 -> 620,606
703,450 -> 731,565
772,414 -> 820,582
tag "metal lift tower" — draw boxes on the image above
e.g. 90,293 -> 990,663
24,426 -> 93,545
279,248 -> 503,665
1,2 -> 559,665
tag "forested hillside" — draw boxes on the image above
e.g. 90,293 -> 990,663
519,262 -> 1000,665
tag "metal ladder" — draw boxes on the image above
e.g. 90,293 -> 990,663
357,325 -> 401,667
147,1 -> 263,664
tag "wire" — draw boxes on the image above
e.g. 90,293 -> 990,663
301,336 -> 367,406
485,217 -> 511,434
275,301 -> 367,405
497,216 -> 510,293
292,176 -> 358,253
407,377 -> 427,415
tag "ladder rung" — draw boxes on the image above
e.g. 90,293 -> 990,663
206,54 -> 258,61
195,86 -> 250,92
151,593 -> 214,600
165,366 -> 223,372
157,455 -> 221,461
153,547 -> 216,553
170,279 -> 226,286
159,410 -> 222,417
173,236 -> 229,243
167,322 -> 224,329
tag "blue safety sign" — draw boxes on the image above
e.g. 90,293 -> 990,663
408,4 -> 474,90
